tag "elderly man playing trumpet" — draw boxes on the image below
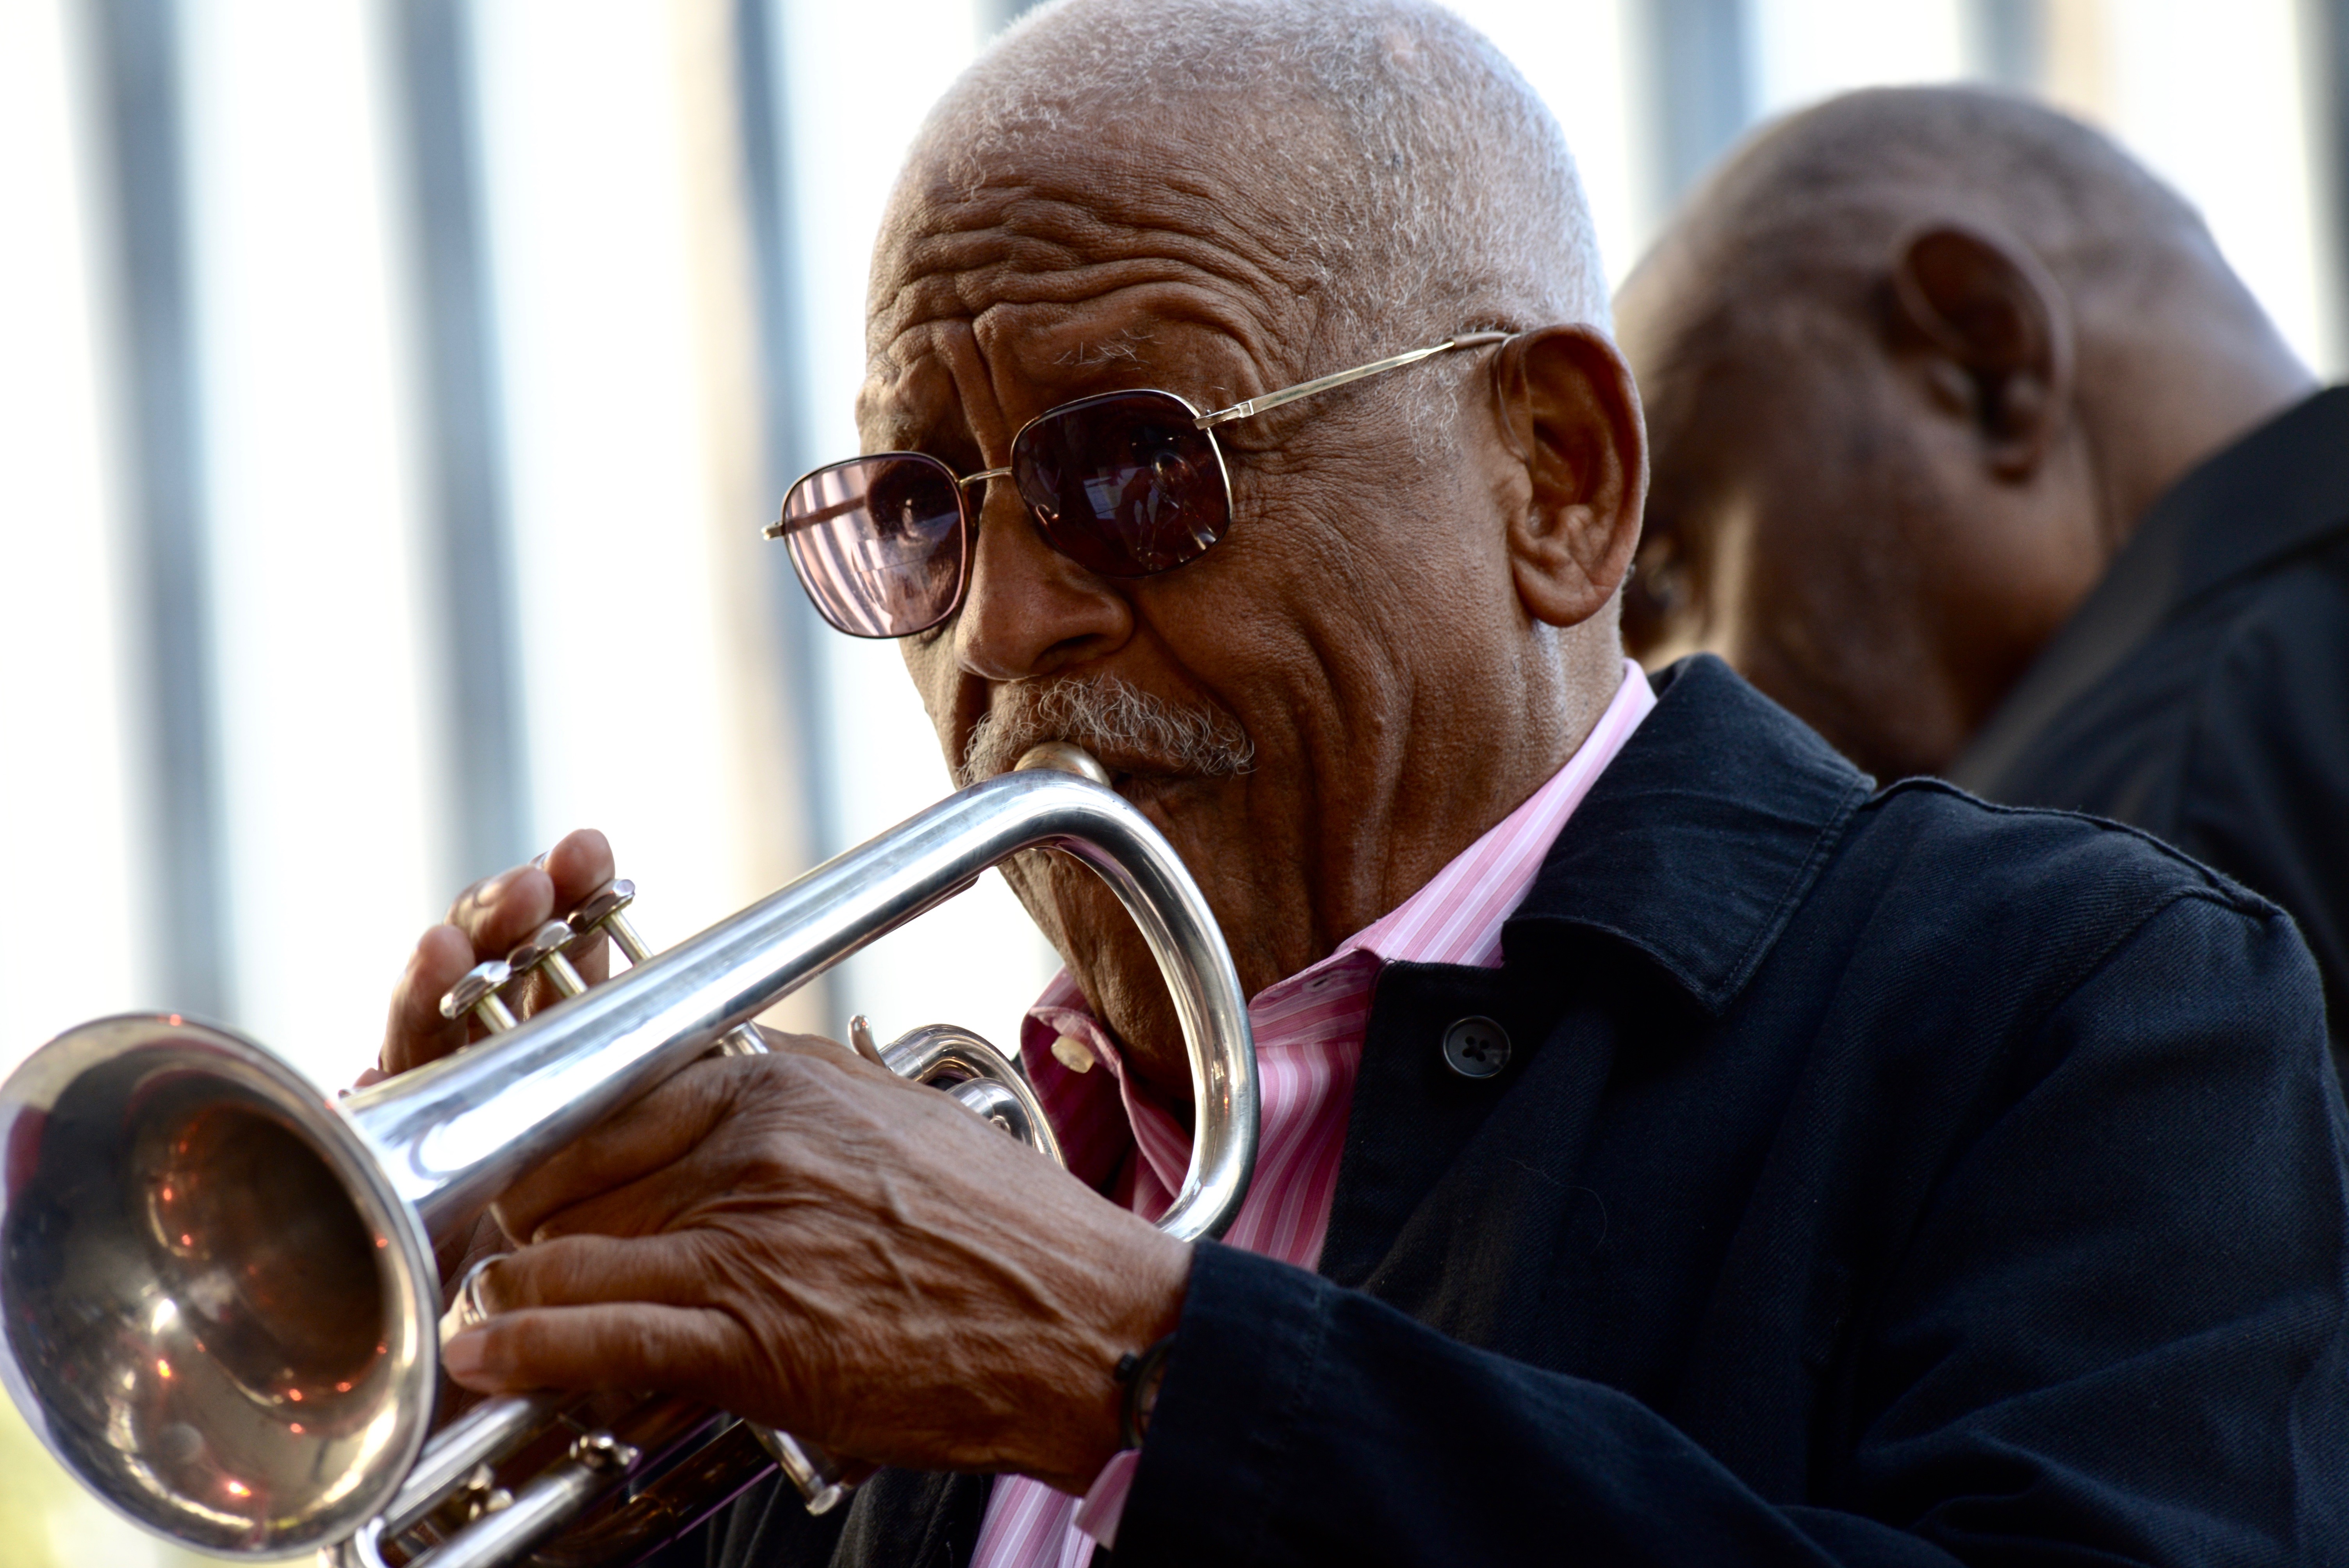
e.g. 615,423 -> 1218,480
376,2 -> 2349,1563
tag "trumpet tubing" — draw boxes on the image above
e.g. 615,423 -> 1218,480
0,750 -> 1257,1564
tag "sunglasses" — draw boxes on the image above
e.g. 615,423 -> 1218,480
765,331 -> 1509,638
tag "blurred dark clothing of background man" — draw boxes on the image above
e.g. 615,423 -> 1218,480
1615,87 -> 2347,1069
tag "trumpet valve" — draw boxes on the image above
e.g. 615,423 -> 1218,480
569,1431 -> 642,1475
568,882 -> 763,1055
454,1463 -> 513,1524
567,879 -> 652,966
508,921 -> 590,999
441,960 -> 519,1033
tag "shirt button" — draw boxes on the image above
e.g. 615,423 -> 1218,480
1441,1016 -> 1512,1080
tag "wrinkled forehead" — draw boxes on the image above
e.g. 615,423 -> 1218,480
866,111 -> 1341,401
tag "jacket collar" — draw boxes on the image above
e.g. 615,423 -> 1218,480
1952,385 -> 2349,792
1502,654 -> 1870,1016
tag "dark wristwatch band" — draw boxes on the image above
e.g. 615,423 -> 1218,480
1113,1334 -> 1176,1448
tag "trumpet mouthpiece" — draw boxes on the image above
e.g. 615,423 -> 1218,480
1012,743 -> 1112,788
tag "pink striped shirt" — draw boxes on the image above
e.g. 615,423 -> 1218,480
971,660 -> 1657,1566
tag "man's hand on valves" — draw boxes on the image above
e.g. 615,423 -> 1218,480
374,833 -> 1187,1496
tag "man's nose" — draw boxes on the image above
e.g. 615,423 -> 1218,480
952,479 -> 1134,681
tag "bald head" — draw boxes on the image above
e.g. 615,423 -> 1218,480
1617,86 -> 2312,779
881,0 -> 1605,396
1631,86 -> 2235,349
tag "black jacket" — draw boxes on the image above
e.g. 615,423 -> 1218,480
1950,387 -> 2349,1074
699,656 -> 2348,1567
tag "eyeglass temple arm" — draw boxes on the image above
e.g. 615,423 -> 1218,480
1191,331 -> 1510,431
764,494 -> 865,535
762,463 -> 1014,542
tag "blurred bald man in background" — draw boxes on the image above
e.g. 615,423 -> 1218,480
1616,87 -> 2346,1069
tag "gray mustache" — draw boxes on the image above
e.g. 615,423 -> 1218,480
957,675 -> 1256,787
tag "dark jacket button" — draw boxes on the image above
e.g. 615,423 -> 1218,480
1441,1016 -> 1512,1079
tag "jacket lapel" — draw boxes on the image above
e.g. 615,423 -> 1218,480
1317,657 -> 1868,1376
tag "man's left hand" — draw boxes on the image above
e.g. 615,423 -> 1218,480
440,1033 -> 1188,1494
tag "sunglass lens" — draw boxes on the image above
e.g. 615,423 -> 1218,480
775,456 -> 968,637
1012,390 -> 1230,577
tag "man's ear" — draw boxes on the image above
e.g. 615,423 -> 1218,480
1492,324 -> 1647,629
1889,223 -> 2073,478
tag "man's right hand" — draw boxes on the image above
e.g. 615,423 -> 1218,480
375,828 -> 619,1081
372,828 -> 620,1284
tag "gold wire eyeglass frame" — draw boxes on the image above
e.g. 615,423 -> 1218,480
766,330 -> 1510,524
944,330 -> 1511,493
762,331 -> 1511,634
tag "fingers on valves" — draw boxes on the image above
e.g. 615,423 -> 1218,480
440,882 -> 642,1035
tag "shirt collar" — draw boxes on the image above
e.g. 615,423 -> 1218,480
1320,658 -> 1656,975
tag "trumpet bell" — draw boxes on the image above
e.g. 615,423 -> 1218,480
0,1013 -> 438,1558
0,755 -> 1257,1567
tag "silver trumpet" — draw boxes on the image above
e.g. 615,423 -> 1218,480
0,745 -> 1258,1566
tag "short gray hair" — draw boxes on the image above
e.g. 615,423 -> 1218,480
893,0 -> 1606,396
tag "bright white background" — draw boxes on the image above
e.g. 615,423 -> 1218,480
0,0 -> 2338,1559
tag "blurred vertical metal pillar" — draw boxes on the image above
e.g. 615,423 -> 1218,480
732,0 -> 834,1024
390,0 -> 533,887
1641,0 -> 1754,214
2315,0 -> 2349,372
89,0 -> 231,1019
1970,0 -> 2049,89
732,0 -> 837,866
975,0 -> 1046,39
